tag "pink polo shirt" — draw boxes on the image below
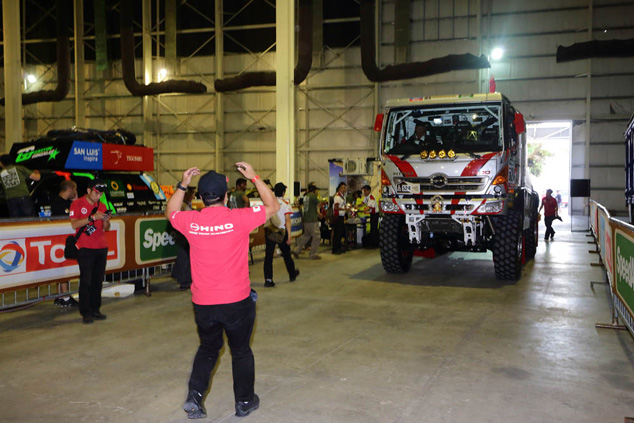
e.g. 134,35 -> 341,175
169,205 -> 266,305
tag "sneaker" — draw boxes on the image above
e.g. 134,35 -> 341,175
264,280 -> 275,288
290,269 -> 300,282
66,297 -> 79,307
183,390 -> 206,419
235,394 -> 260,417
309,255 -> 322,260
92,312 -> 107,321
54,297 -> 65,307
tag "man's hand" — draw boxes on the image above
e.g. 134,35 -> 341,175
182,167 -> 200,187
235,162 -> 256,180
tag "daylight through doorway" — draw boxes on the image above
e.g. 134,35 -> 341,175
526,121 -> 572,215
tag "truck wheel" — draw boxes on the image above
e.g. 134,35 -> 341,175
380,214 -> 414,273
524,193 -> 539,261
492,210 -> 523,281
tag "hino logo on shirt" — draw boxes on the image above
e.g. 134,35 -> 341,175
189,222 -> 234,235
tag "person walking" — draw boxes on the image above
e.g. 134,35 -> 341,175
361,185 -> 379,248
52,179 -> 79,307
263,182 -> 300,287
171,187 -> 196,290
332,182 -> 348,254
293,182 -> 322,260
538,188 -> 559,241
0,154 -> 41,217
167,162 -> 279,419
69,179 -> 111,324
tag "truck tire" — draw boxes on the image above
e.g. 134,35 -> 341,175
524,193 -> 539,261
380,214 -> 414,273
492,210 -> 523,281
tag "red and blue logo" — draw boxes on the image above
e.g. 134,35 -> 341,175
0,241 -> 26,273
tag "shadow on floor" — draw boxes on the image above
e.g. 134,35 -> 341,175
350,251 -> 514,289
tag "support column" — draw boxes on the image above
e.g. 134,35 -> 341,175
142,0 -> 153,147
215,0 -> 224,172
584,0 -> 592,181
73,0 -> 86,127
3,0 -> 23,150
276,0 -> 295,192
373,0 -> 381,157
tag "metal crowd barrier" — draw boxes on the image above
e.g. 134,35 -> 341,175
589,200 -> 634,339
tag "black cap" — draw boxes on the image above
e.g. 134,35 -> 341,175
88,179 -> 108,193
198,171 -> 228,202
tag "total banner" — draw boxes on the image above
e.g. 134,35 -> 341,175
613,227 -> 634,320
0,221 -> 124,291
0,214 -> 176,293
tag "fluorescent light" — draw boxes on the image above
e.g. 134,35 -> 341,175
26,74 -> 37,83
491,47 -> 504,60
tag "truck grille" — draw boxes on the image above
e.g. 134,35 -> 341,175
405,176 -> 486,192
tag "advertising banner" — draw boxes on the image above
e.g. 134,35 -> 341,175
9,140 -> 154,172
102,144 -> 154,171
590,201 -> 598,236
0,221 -> 125,291
135,217 -> 179,265
290,207 -> 303,237
597,207 -> 614,284
614,228 -> 634,318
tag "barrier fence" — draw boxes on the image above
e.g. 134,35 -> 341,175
0,207 -> 303,312
590,200 -> 634,337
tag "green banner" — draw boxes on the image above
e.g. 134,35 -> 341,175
137,218 -> 179,264
614,230 -> 634,317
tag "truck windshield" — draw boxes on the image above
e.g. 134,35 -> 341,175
382,103 -> 502,156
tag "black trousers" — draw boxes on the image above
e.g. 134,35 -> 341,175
77,247 -> 108,317
368,213 -> 380,247
189,296 -> 256,402
7,195 -> 35,218
332,216 -> 345,252
544,216 -> 556,239
264,232 -> 296,281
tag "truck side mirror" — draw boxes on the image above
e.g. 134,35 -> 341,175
514,112 -> 526,134
374,113 -> 384,132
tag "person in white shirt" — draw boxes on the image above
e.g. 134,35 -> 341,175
263,183 -> 300,287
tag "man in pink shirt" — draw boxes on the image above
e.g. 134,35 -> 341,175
167,162 -> 279,419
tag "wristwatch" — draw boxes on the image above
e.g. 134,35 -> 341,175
176,182 -> 187,192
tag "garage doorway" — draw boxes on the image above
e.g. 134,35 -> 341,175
526,121 -> 572,215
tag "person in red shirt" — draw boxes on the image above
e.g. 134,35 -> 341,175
538,188 -> 559,241
167,162 -> 279,419
69,179 -> 111,324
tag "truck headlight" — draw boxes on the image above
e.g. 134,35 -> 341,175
477,201 -> 504,214
381,200 -> 401,212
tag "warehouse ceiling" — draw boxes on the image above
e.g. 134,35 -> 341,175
0,0 -> 362,65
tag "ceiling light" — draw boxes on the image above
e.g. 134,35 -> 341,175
26,74 -> 37,83
491,47 -> 504,60
158,68 -> 168,82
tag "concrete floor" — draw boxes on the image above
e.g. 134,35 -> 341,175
1,219 -> 633,423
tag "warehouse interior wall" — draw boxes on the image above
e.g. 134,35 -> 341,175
0,0 -> 633,214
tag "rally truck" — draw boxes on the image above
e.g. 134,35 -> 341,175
376,93 -> 539,280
